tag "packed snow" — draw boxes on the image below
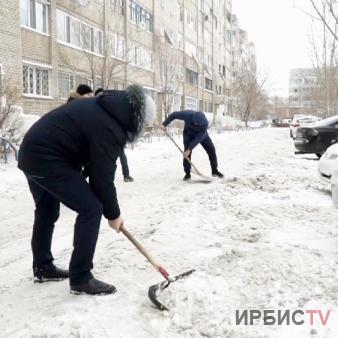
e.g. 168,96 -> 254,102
0,128 -> 337,338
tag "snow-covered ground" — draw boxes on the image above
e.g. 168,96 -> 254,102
1,128 -> 337,338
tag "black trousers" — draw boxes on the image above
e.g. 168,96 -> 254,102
26,170 -> 102,285
183,132 -> 218,174
119,150 -> 130,177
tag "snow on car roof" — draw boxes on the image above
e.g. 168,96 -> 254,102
315,115 -> 338,127
297,116 -> 318,123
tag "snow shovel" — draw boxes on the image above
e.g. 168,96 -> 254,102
120,225 -> 195,311
165,131 -> 213,182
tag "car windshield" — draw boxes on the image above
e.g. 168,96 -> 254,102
292,115 -> 306,122
315,115 -> 338,127
297,117 -> 317,124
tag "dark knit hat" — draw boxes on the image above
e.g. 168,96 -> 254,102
76,84 -> 93,96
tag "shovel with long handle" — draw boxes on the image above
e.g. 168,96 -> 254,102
164,131 -> 212,181
120,225 -> 195,311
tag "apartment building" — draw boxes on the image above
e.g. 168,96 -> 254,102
289,68 -> 318,111
228,14 -> 256,117
0,0 -> 256,121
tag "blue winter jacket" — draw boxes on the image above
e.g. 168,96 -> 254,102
163,110 -> 209,150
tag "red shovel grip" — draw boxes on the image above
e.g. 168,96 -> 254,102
158,266 -> 170,280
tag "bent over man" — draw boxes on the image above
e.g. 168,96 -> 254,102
18,85 -> 155,295
161,110 -> 224,181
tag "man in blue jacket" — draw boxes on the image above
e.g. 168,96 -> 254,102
161,110 -> 223,181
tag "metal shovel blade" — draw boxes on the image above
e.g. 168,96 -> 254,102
148,269 -> 196,311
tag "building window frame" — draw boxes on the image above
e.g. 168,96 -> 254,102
111,33 -> 125,60
58,72 -> 75,100
205,77 -> 213,91
57,10 -> 103,56
129,42 -> 153,71
22,62 -> 52,98
111,0 -> 124,15
129,0 -> 153,32
186,68 -> 198,86
185,96 -> 198,110
20,0 -> 50,35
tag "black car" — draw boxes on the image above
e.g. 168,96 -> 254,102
294,115 -> 338,158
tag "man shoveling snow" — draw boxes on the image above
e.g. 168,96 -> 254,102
161,110 -> 224,181
18,85 -> 155,295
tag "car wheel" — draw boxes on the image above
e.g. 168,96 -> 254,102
316,153 -> 322,159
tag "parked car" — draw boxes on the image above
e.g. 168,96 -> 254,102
318,143 -> 338,182
289,115 -> 321,139
318,143 -> 338,208
272,118 -> 291,127
294,115 -> 338,158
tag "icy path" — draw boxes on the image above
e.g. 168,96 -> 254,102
0,128 -> 337,338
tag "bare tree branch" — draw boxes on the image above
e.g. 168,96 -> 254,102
310,0 -> 338,41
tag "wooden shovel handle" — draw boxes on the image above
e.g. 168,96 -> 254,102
120,225 -> 170,279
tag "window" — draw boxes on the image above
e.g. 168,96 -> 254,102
179,5 -> 184,21
204,101 -> 213,112
226,30 -> 231,43
23,63 -> 51,97
20,0 -> 49,34
129,43 -> 153,71
130,0 -> 153,32
205,77 -> 213,91
111,33 -> 125,60
205,54 -> 212,67
185,40 -> 197,58
58,72 -> 75,100
186,68 -> 198,85
186,96 -> 198,110
76,75 -> 93,89
111,0 -> 124,15
57,10 -> 103,55
186,11 -> 197,32
176,32 -> 183,50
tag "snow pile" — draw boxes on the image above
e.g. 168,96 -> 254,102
213,115 -> 245,129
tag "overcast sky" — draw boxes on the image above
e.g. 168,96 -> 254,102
232,0 -> 315,97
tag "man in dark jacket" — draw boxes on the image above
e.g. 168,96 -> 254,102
18,85 -> 155,295
161,110 -> 223,181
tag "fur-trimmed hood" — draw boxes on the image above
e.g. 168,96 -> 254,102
67,91 -> 82,103
97,84 -> 155,142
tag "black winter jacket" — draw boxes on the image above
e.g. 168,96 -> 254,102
18,91 -> 138,220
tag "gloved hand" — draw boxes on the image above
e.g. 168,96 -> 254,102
108,216 -> 124,233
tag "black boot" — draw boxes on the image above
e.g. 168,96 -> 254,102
124,175 -> 134,182
70,277 -> 117,295
183,173 -> 191,181
212,170 -> 224,178
34,263 -> 69,283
